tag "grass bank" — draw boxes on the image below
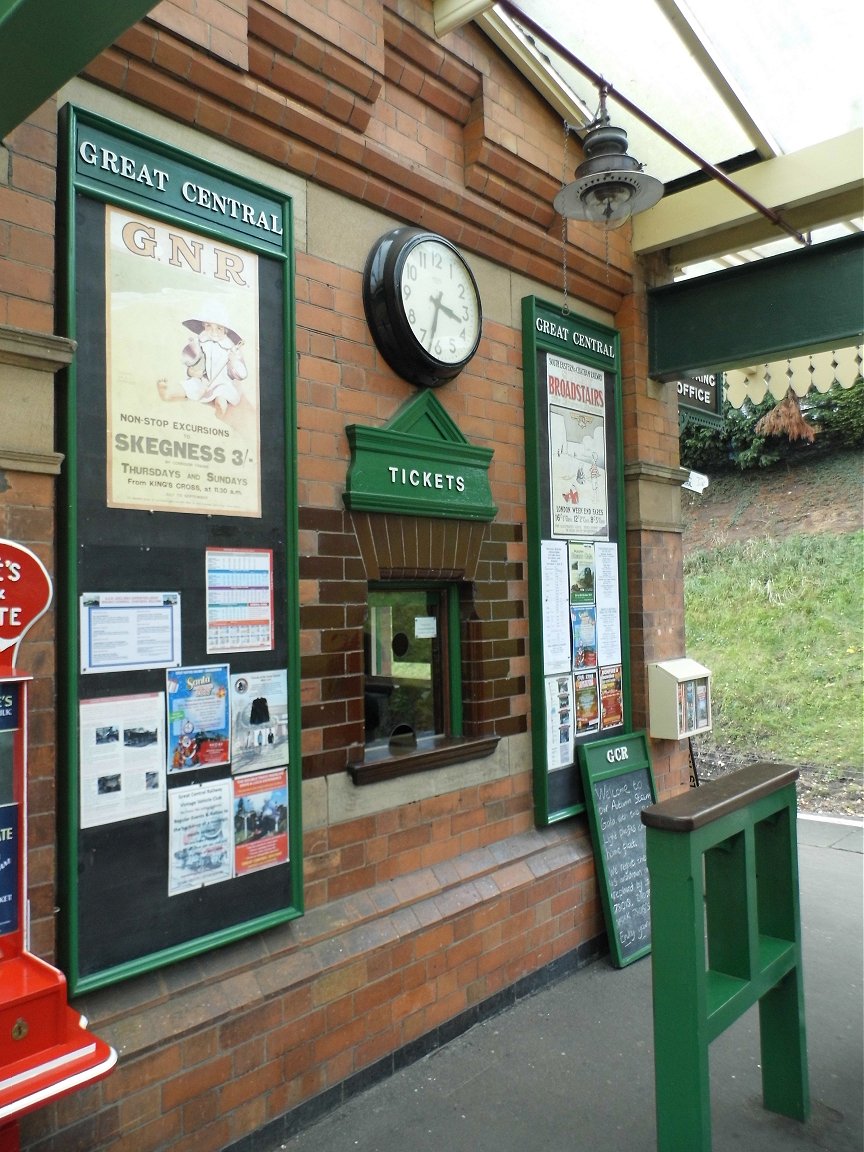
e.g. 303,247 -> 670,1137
684,530 -> 863,773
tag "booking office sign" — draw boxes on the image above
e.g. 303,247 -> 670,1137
522,297 -> 631,826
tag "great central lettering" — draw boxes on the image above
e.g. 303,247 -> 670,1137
78,139 -> 283,236
534,317 -> 615,361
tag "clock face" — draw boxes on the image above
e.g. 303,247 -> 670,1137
399,238 -> 481,367
363,227 -> 482,387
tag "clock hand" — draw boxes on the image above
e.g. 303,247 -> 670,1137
426,291 -> 442,349
438,300 -> 461,322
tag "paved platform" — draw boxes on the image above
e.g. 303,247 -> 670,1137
265,814 -> 863,1152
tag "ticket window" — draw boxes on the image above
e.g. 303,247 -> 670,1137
363,585 -> 453,754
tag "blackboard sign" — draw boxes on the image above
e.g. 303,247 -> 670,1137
579,732 -> 656,967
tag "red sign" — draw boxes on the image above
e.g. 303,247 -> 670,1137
0,539 -> 53,674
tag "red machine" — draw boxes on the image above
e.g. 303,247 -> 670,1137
0,540 -> 115,1152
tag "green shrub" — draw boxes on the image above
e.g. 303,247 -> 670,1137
681,378 -> 864,473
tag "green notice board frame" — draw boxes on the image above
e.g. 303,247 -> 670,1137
579,732 -> 656,967
522,297 -> 631,825
57,106 -> 303,993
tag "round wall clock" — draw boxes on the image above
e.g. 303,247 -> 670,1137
363,226 -> 482,388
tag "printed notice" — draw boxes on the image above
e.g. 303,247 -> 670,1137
230,668 -> 289,773
206,548 -> 274,654
547,356 -> 609,539
599,665 -> 624,730
545,673 -> 574,771
572,605 -> 597,668
166,664 -> 231,772
233,768 -> 289,876
594,542 -> 622,667
79,693 -> 166,827
574,669 -> 600,735
569,542 -> 595,606
80,592 -> 181,674
106,206 -> 261,518
541,539 -> 571,675
168,780 -> 232,894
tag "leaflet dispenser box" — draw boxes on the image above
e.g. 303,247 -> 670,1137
647,658 -> 712,741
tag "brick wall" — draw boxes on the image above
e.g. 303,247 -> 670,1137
26,786 -> 601,1152
4,1 -> 689,1148
0,97 -> 61,961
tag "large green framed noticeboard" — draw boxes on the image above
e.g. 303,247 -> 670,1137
522,297 -> 631,825
58,107 -> 302,993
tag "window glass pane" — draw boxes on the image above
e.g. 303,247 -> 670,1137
364,587 -> 444,748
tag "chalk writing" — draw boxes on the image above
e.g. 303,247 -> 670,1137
592,768 -> 653,961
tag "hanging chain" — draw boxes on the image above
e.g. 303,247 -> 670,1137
561,120 -> 571,315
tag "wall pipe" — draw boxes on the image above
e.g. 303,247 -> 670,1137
498,0 -> 811,247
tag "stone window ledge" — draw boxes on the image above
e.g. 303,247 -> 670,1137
348,734 -> 499,785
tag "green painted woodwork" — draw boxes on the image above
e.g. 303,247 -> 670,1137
649,233 -> 864,379
579,733 -> 656,967
642,763 -> 809,1152
59,106 -> 303,994
522,296 -> 631,826
0,0 -> 157,140
72,113 -> 287,253
343,391 -> 496,521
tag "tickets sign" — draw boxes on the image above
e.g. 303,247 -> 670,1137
0,539 -> 53,673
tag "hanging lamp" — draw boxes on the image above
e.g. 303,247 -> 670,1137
554,86 -> 664,229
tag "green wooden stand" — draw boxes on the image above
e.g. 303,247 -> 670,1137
641,762 -> 809,1152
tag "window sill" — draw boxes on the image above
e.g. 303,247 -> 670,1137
348,735 -> 499,786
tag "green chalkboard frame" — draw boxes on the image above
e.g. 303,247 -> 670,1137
579,732 -> 656,968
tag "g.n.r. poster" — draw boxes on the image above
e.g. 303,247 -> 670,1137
547,355 -> 609,539
106,207 -> 261,517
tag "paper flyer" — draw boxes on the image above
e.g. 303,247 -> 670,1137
79,692 -> 166,827
545,673 -> 574,770
599,665 -> 624,730
206,548 -> 274,654
574,669 -> 600,734
168,779 -> 232,894
166,663 -> 231,772
233,767 -> 289,876
230,668 -> 289,773
571,605 -> 597,668
547,356 -> 609,539
79,591 -> 181,675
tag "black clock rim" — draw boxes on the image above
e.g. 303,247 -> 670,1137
363,226 -> 482,388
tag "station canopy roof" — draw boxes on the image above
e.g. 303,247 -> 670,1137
437,0 -> 863,404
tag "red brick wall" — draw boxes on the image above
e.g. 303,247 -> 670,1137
3,1 -> 688,1148
26,788 -> 600,1152
0,103 -> 57,334
0,99 -> 60,962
